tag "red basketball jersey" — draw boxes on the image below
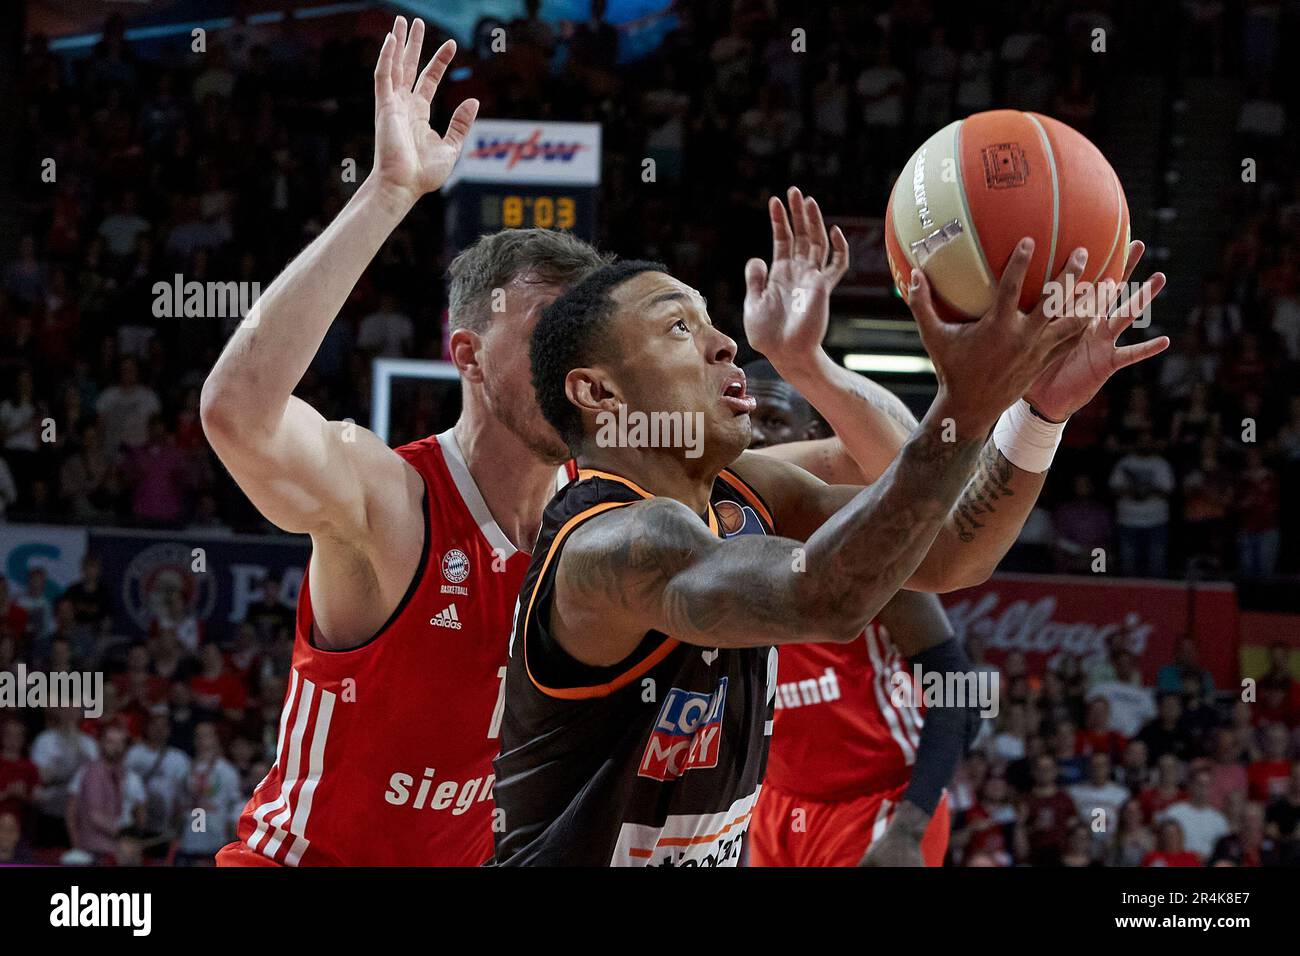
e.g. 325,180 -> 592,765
222,430 -> 558,866
763,622 -> 924,803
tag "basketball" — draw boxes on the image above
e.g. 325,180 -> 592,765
885,110 -> 1130,320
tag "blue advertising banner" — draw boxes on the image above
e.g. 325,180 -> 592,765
87,528 -> 309,640
0,523 -> 88,600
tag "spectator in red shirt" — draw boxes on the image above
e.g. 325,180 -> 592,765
1236,447 -> 1281,580
113,643 -> 169,721
1024,753 -> 1079,865
1139,753 -> 1187,821
958,774 -> 1017,866
1142,818 -> 1202,867
0,576 -> 29,642
1246,724 -> 1293,801
189,642 -> 248,722
1076,697 -> 1128,759
0,719 -> 40,823
1257,642 -> 1300,727
1207,727 -> 1249,810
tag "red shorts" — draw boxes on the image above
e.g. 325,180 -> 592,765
749,781 -> 950,867
215,841 -> 282,867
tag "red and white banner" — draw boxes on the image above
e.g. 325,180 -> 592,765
941,573 -> 1239,687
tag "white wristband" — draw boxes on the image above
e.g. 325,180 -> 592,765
992,400 -> 1066,473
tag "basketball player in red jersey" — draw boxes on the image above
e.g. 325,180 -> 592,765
203,18 -> 607,866
739,190 -> 1169,867
744,360 -> 959,867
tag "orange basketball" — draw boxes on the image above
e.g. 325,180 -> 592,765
884,110 -> 1130,321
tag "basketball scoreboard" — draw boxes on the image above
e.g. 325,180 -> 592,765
442,118 -> 602,252
372,121 -> 603,444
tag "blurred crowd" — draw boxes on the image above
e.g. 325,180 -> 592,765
1,0 -> 1299,865
3,2 -> 1299,580
1,556 -> 293,864
950,633 -> 1300,866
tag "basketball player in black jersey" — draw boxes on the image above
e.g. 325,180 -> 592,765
491,216 -> 1105,864
493,178 -> 1175,864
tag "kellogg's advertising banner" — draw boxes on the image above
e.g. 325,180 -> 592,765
88,528 -> 308,640
942,573 -> 1240,687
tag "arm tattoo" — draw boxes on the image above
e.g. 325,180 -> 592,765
951,440 -> 1015,543
852,375 -> 919,432
563,424 -> 984,646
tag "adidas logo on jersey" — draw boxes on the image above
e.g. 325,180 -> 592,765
430,604 -> 462,630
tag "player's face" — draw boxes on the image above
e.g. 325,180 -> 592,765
604,272 -> 754,463
747,381 -> 814,449
478,271 -> 571,463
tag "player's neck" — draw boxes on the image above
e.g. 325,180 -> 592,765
577,444 -> 718,516
453,409 -> 559,554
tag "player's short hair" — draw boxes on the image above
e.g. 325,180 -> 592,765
447,228 -> 611,333
530,259 -> 668,452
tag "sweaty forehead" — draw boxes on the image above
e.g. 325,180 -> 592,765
611,271 -> 705,313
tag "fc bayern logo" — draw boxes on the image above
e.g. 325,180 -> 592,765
441,549 -> 470,584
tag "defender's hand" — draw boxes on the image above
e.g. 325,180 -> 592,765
860,826 -> 926,867
372,17 -> 479,206
743,187 -> 849,373
907,238 -> 1091,437
1025,240 -> 1170,422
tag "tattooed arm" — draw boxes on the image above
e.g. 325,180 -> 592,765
550,411 -> 984,663
735,437 -> 1045,593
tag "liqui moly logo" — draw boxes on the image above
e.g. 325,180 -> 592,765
638,678 -> 727,782
468,129 -> 588,169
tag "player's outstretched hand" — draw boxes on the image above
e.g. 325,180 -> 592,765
743,186 -> 849,372
372,17 -> 479,206
1025,240 -> 1170,422
906,238 -> 1092,437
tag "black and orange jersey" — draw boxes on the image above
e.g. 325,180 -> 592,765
492,466 -> 778,866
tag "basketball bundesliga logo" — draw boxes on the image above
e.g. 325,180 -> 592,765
595,403 -> 705,459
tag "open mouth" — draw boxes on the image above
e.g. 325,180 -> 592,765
720,372 -> 756,415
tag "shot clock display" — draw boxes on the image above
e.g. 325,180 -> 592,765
448,184 -> 597,249
482,191 -> 579,231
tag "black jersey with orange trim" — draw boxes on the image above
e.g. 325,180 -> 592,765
492,466 -> 778,866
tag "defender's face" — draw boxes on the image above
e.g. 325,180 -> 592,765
748,380 -> 813,449
601,272 -> 754,462
477,272 -> 570,463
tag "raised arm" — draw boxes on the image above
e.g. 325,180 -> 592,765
553,413 -> 984,665
745,189 -> 1168,590
200,18 -> 477,648
744,188 -> 914,485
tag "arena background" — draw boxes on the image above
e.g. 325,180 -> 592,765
0,0 -> 1298,869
